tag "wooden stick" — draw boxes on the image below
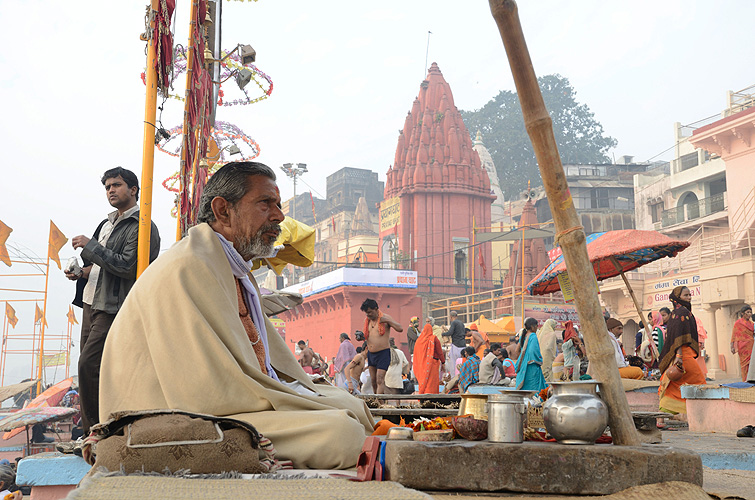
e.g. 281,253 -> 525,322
611,257 -> 659,360
488,0 -> 639,446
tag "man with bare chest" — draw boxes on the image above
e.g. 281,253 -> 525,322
346,347 -> 367,394
360,298 -> 403,394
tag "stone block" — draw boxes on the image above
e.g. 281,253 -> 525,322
17,452 -> 91,486
384,440 -> 702,495
680,385 -> 729,400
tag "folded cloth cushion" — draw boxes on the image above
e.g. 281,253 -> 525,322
86,409 -> 269,475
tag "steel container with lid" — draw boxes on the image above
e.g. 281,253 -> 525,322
486,390 -> 534,443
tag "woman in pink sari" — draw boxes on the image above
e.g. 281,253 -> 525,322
730,305 -> 753,382
414,322 -> 445,394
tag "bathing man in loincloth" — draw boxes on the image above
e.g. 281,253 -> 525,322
360,298 -> 403,394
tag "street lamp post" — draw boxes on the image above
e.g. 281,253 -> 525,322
280,163 -> 308,220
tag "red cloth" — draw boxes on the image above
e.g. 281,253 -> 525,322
415,324 -> 444,394
235,279 -> 267,375
153,0 -> 176,95
563,321 -> 577,343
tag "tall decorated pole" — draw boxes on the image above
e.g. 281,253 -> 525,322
488,0 -> 639,445
137,0 -> 161,278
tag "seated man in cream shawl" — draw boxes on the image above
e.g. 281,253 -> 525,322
99,161 -> 373,469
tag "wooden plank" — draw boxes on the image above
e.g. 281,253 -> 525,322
370,409 -> 458,417
356,394 -> 460,401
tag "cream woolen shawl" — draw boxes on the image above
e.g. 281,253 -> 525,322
98,223 -> 373,469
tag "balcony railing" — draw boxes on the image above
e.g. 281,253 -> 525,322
661,192 -> 727,228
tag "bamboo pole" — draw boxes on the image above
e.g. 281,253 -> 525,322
137,0 -> 160,278
611,257 -> 658,361
488,0 -> 639,445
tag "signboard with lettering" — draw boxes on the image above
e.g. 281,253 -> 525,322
42,352 -> 68,367
379,196 -> 400,232
282,268 -> 418,297
524,302 -> 581,330
269,317 -> 286,341
644,274 -> 701,309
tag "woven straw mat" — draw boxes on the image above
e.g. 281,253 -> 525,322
65,476 -> 432,500
729,387 -> 755,403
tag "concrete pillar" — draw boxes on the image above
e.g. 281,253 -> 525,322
714,305 -> 734,377
698,305 -> 723,379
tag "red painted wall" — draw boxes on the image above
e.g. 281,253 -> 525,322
278,285 -> 422,362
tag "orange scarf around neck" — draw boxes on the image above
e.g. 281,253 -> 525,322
365,310 -> 386,338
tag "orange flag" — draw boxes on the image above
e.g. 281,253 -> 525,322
4,303 -> 18,329
34,304 -> 48,328
48,220 -> 68,270
0,220 -> 12,267
66,306 -> 79,325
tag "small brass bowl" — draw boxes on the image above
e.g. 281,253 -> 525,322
385,427 -> 414,440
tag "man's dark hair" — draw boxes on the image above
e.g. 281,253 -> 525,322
356,346 -> 363,354
360,298 -> 378,312
490,342 -> 502,352
660,307 -> 671,315
463,346 -> 476,357
627,356 -> 644,368
297,340 -> 306,346
196,161 -> 276,224
102,167 -> 140,201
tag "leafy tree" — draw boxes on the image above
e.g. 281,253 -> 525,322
460,74 -> 617,198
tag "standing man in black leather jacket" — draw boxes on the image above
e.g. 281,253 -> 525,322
65,167 -> 160,435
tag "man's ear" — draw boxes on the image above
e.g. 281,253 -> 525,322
210,197 -> 233,228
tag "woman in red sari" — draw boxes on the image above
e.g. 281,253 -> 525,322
414,321 -> 445,394
730,305 -> 753,382
658,286 -> 706,416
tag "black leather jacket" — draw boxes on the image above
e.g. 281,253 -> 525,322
74,210 -> 160,314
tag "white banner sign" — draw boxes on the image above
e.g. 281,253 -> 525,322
282,268 -> 418,297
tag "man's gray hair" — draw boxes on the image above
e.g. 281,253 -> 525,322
450,310 -> 458,317
426,317 -> 435,326
197,161 -> 276,224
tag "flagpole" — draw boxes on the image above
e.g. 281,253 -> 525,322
137,0 -> 161,278
65,311 -> 72,379
31,316 -> 37,379
36,254 -> 51,395
0,315 -> 7,385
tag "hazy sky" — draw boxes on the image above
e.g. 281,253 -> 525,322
0,0 -> 752,384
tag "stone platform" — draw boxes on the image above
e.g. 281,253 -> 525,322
384,440 -> 702,495
16,452 -> 91,500
681,384 -> 755,433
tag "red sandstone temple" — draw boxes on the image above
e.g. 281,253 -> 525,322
380,63 -> 495,296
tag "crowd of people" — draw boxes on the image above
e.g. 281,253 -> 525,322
305,283 -> 755,423
54,160 -> 753,470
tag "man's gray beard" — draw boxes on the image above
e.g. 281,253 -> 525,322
236,224 -> 279,261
